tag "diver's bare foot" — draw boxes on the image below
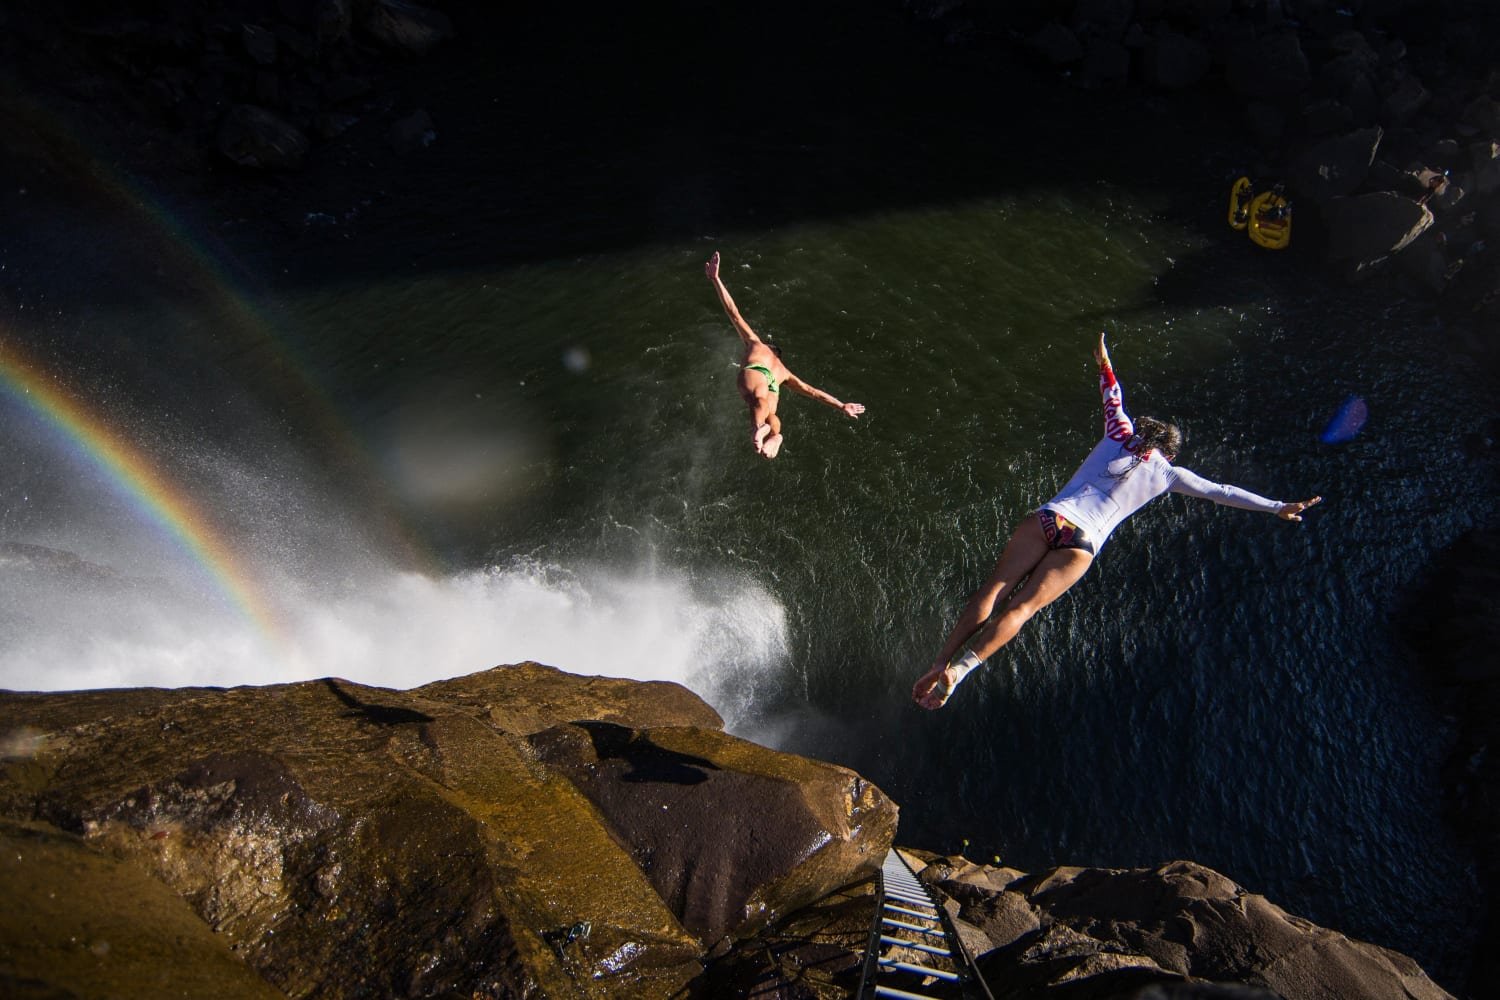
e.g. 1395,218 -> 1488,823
761,433 -> 783,459
753,422 -> 772,454
911,663 -> 955,710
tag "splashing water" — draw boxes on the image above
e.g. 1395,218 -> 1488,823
0,552 -> 790,732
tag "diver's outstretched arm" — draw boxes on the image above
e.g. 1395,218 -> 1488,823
705,252 -> 762,348
1096,332 -> 1133,442
782,373 -> 865,417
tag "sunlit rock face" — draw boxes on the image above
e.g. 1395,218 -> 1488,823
529,721 -> 895,947
917,855 -> 1456,1000
0,663 -> 898,998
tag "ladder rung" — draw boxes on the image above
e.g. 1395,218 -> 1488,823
874,986 -> 942,1000
882,917 -> 944,936
883,904 -> 940,921
879,958 -> 961,981
880,934 -> 950,956
884,890 -> 936,906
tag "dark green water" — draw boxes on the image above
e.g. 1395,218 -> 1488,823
2,8 -> 1496,988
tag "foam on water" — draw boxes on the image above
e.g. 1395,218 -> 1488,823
0,552 -> 790,732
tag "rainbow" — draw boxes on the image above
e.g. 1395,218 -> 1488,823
0,334 -> 284,644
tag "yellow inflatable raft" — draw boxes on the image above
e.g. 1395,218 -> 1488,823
1247,189 -> 1291,250
1228,176 -> 1253,231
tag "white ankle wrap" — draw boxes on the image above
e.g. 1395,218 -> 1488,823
949,649 -> 983,685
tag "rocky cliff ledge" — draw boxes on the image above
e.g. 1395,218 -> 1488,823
0,664 -> 1455,998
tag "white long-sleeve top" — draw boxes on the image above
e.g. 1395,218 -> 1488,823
1041,361 -> 1284,551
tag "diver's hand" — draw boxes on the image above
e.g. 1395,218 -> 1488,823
705,251 -> 720,281
1277,496 -> 1322,521
842,402 -> 865,418
1093,331 -> 1109,367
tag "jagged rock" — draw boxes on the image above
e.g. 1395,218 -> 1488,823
686,871 -> 873,997
313,0 -> 352,46
1244,101 -> 1284,148
1401,529 -> 1500,991
527,720 -> 895,946
0,665 -> 892,998
1082,38 -> 1132,87
1029,21 -> 1084,66
1395,228 -> 1450,296
1141,30 -> 1212,90
1071,0 -> 1135,43
1287,126 -> 1382,204
359,0 -> 453,57
1164,0 -> 1232,23
1299,97 -> 1353,137
241,24 -> 277,66
926,858 -> 1454,999
1471,141 -> 1500,196
1382,72 -> 1430,125
1461,95 -> 1500,137
0,818 -> 287,1000
1224,28 -> 1310,101
1321,191 -> 1433,271
215,104 -> 309,169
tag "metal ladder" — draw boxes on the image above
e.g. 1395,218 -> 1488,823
857,849 -> 993,1000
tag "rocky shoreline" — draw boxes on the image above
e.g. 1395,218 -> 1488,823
0,663 -> 1459,998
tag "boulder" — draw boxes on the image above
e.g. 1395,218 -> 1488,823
921,857 -> 1454,999
1299,97 -> 1353,137
0,818 -> 287,1000
1471,141 -> 1500,196
1028,21 -> 1084,66
215,104 -> 309,170
359,0 -> 453,57
241,24 -> 278,66
1321,191 -> 1433,271
0,664 -> 891,998
527,720 -> 896,946
1382,72 -> 1430,125
1141,30 -> 1213,90
1071,0 -> 1135,42
1224,28 -> 1311,101
1287,126 -> 1382,204
1461,95 -> 1500,137
1082,38 -> 1132,87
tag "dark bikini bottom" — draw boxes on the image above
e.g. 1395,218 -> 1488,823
1037,509 -> 1096,556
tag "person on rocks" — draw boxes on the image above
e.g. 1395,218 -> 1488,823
705,251 -> 865,458
911,331 -> 1322,710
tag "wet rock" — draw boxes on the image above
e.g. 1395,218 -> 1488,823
1401,530 -> 1500,993
1382,72 -> 1431,126
5,665 -> 844,997
1224,28 -> 1310,102
0,818 -> 286,1000
1471,141 -> 1500,197
1321,191 -> 1433,273
693,876 -> 874,997
241,24 -> 278,66
359,0 -> 453,57
1071,0 -> 1135,43
1028,21 -> 1084,66
216,104 -> 309,169
923,857 -> 1454,999
1082,38 -> 1132,88
527,720 -> 896,947
1287,126 -> 1382,204
1141,30 -> 1212,91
